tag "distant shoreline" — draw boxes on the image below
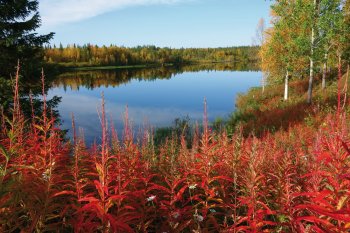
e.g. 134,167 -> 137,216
52,61 -> 254,72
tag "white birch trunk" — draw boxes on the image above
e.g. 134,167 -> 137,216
284,70 -> 289,101
307,0 -> 317,104
322,53 -> 328,89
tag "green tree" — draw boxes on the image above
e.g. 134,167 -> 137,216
306,0 -> 319,104
344,0 -> 350,61
262,0 -> 347,103
317,0 -> 343,89
262,0 -> 309,101
0,0 -> 54,79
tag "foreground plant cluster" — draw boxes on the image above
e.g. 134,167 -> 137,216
1,78 -> 350,233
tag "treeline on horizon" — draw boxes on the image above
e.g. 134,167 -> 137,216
44,44 -> 260,67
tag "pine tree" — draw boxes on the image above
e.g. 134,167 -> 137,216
0,0 -> 54,78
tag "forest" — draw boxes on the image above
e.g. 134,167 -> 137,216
1,0 -> 350,232
260,0 -> 350,104
44,45 -> 260,68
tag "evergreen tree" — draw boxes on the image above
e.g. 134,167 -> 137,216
0,0 -> 54,79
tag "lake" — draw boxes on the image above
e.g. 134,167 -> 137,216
47,65 -> 261,144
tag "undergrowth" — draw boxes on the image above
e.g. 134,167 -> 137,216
225,74 -> 350,137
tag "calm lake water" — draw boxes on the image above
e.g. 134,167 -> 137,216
47,65 -> 261,144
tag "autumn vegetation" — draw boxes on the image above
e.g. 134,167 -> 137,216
1,0 -> 350,232
260,0 -> 350,104
44,45 -> 259,69
1,64 -> 350,232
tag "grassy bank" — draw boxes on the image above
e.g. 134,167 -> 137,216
219,71 -> 350,137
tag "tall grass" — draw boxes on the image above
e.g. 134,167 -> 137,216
1,67 -> 350,232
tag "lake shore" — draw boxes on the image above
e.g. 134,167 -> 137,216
48,60 -> 255,72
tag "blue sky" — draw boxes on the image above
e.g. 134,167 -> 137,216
38,0 -> 272,48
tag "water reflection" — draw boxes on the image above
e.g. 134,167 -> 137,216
52,63 -> 259,90
48,64 -> 261,144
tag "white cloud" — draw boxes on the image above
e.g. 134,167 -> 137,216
39,0 -> 189,28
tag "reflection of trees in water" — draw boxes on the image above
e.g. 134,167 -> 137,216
52,63 -> 259,90
181,62 -> 259,72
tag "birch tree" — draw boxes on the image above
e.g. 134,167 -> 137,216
317,0 -> 343,89
254,18 -> 268,93
261,0 -> 309,101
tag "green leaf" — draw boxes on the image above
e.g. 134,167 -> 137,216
0,144 -> 9,162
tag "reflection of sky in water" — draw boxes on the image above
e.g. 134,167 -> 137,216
47,70 -> 261,144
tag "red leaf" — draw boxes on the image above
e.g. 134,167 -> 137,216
50,190 -> 76,198
173,184 -> 188,204
147,184 -> 171,194
94,180 -> 108,197
106,214 -> 133,233
79,197 -> 99,203
295,204 -> 350,221
172,177 -> 187,190
295,216 -> 333,227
